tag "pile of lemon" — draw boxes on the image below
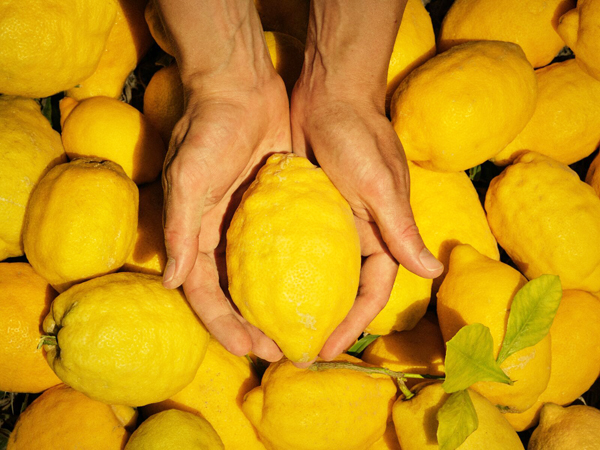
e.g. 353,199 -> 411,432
2,0 -> 600,449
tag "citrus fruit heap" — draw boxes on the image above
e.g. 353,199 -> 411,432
2,0 -> 600,449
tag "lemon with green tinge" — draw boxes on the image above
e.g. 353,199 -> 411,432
528,403 -> 600,449
439,0 -> 575,68
227,154 -> 361,363
486,151 -> 600,292
392,382 -> 524,450
23,158 -> 138,293
0,0 -> 117,97
391,40 -> 537,172
125,409 -> 224,450
437,244 -> 552,413
558,0 -> 600,81
0,96 -> 65,261
42,272 -> 210,406
493,59 -> 600,166
242,354 -> 398,450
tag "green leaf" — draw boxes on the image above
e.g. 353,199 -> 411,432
496,275 -> 562,364
443,323 -> 512,393
468,165 -> 482,181
347,334 -> 380,357
0,429 -> 9,450
437,390 -> 478,450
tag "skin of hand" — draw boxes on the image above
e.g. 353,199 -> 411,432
156,0 -> 289,362
290,0 -> 444,365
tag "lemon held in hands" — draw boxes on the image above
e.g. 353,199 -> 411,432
42,272 -> 210,407
226,154 -> 361,363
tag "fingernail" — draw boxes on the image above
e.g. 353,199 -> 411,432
419,248 -> 444,272
163,257 -> 176,286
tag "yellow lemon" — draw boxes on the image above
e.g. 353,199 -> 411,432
0,0 -> 117,97
493,59 -> 600,166
439,0 -> 575,68
227,154 -> 361,363
392,382 -> 525,450
558,0 -> 600,81
122,179 -> 167,276
504,290 -> 600,431
386,0 -> 436,110
485,151 -> 600,292
254,0 -> 310,43
60,96 -> 166,185
586,151 -> 600,197
42,272 -> 209,406
528,403 -> 600,449
23,158 -> 138,292
143,337 -> 266,450
125,409 -> 224,450
362,312 -> 445,389
0,263 -> 61,393
437,244 -> 552,413
67,0 -> 153,100
144,0 -> 175,55
391,40 -> 537,172
368,421 -> 401,450
7,383 -> 137,450
0,96 -> 65,261
242,355 -> 398,450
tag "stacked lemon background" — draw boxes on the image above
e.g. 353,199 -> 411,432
2,0 -> 600,449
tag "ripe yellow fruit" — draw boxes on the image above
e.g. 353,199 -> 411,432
587,152 -> 600,197
0,96 -> 65,261
439,0 -> 574,68
408,161 -> 499,293
125,409 -> 224,450
42,272 -> 210,406
528,403 -> 600,449
493,59 -> 600,166
227,154 -> 361,363
0,263 -> 61,393
362,312 -> 445,388
368,421 -> 401,450
437,244 -> 552,413
67,0 -> 153,100
23,158 -> 138,292
386,0 -> 436,110
264,31 -> 304,97
486,151 -> 600,292
392,382 -> 525,450
143,337 -> 266,450
504,290 -> 600,431
60,96 -> 166,185
391,40 -> 537,172
254,0 -> 310,43
558,0 -> 600,81
242,355 -> 398,450
0,0 -> 117,98
144,0 -> 175,55
122,180 -> 167,276
7,383 -> 137,450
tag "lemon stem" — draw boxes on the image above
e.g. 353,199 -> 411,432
38,335 -> 57,350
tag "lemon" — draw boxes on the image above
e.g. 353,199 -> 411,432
0,263 -> 61,393
368,421 -> 401,450
439,0 -> 574,68
125,409 -> 224,450
493,59 -> 600,166
504,290 -> 600,431
587,152 -> 600,197
362,312 -> 445,389
391,40 -> 537,172
23,158 -> 138,292
42,272 -> 210,406
392,382 -> 525,449
0,0 -> 117,97
67,0 -> 153,100
60,96 -> 166,185
227,154 -> 361,363
242,355 -> 398,450
254,0 -> 310,43
0,96 -> 65,261
386,0 -> 436,110
437,244 -> 552,413
122,180 -> 167,276
528,403 -> 600,449
558,0 -> 600,81
7,383 -> 137,450
486,151 -> 600,292
143,337 -> 266,450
